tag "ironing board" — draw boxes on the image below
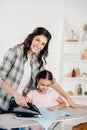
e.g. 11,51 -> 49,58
0,106 -> 87,130
50,106 -> 87,130
0,113 -> 39,130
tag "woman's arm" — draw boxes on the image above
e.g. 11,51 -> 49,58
1,82 -> 30,106
0,47 -> 29,107
52,82 -> 83,108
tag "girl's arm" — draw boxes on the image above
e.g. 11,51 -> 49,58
52,82 -> 83,108
49,97 -> 66,111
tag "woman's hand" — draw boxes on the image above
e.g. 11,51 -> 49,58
14,94 -> 30,107
67,97 -> 84,108
69,102 -> 84,108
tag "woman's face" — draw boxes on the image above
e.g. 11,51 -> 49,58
30,35 -> 48,54
37,78 -> 52,94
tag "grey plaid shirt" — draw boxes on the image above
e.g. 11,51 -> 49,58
0,44 -> 44,110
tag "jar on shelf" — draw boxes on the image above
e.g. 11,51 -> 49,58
81,24 -> 87,42
76,84 -> 82,95
75,68 -> 80,77
72,69 -> 76,77
81,48 -> 87,60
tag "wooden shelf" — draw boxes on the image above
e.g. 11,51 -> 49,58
70,95 -> 87,99
60,20 -> 87,105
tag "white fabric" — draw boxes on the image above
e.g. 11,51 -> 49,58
17,57 -> 31,95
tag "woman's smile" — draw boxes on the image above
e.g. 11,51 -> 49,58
30,35 -> 48,53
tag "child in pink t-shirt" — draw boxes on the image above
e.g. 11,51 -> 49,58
27,70 -> 66,130
27,70 -> 66,110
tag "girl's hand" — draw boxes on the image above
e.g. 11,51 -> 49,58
49,106 -> 57,111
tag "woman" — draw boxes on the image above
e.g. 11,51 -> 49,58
0,27 -> 81,114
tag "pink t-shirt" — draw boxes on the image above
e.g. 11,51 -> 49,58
27,88 -> 59,108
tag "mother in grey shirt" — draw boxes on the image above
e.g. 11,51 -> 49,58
0,27 -> 81,113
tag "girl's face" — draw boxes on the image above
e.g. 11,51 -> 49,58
37,78 -> 52,94
30,35 -> 48,54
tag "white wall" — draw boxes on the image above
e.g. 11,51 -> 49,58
0,0 -> 87,82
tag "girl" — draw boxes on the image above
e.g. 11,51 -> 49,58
27,70 -> 66,110
27,70 -> 66,130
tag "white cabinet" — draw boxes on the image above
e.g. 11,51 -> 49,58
60,41 -> 87,105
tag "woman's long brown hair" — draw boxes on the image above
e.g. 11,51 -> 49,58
22,27 -> 52,69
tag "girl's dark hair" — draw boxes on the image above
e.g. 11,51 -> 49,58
22,27 -> 52,69
36,70 -> 53,86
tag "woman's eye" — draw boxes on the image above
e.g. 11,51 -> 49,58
36,38 -> 39,41
42,43 -> 46,46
